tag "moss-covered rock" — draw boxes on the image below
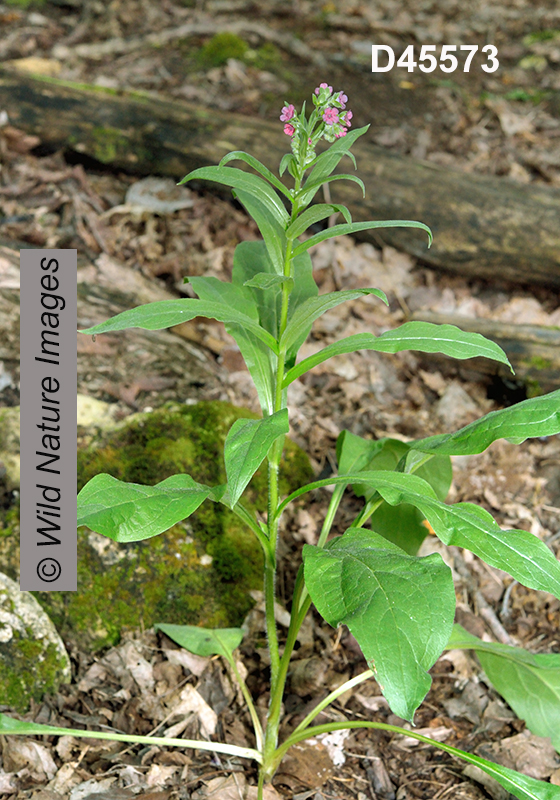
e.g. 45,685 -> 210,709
0,572 -> 71,712
21,401 -> 312,652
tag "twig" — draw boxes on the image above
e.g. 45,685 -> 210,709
452,549 -> 516,646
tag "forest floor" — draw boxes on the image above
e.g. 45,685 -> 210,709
1,0 -> 560,798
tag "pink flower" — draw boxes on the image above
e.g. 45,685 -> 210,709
335,127 -> 348,138
284,123 -> 295,136
342,110 -> 353,127
315,82 -> 333,96
338,92 -> 348,108
280,104 -> 295,122
322,107 -> 339,125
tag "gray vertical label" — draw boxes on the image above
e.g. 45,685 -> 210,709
20,250 -> 77,591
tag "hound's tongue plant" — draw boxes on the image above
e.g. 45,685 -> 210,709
3,86 -> 560,800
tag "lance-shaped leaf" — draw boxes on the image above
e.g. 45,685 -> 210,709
234,188 -> 287,275
179,165 -> 289,224
280,289 -> 388,353
279,470 -> 560,598
189,267 -> 276,415
284,321 -> 512,386
297,173 -> 366,201
286,203 -> 352,240
447,624 -> 560,751
244,274 -> 293,291
154,623 -> 243,661
219,151 -> 291,198
79,298 -> 279,354
77,473 -> 210,542
292,219 -> 432,258
225,409 -> 289,507
366,472 -> 560,599
410,388 -> 560,456
303,528 -> 455,721
300,125 -> 369,203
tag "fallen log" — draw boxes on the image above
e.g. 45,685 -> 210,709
410,311 -> 560,393
1,68 -> 560,287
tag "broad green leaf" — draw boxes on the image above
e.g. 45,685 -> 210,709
219,151 -> 291,198
292,220 -> 433,258
303,528 -> 455,721
179,165 -> 288,225
280,470 -> 560,598
234,188 -> 286,275
296,173 -> 366,200
447,624 -> 560,752
187,275 -> 259,320
336,432 -> 451,554
224,409 -> 289,507
301,125 -> 369,203
371,477 -> 560,599
77,473 -> 210,542
410,388 -> 560,456
280,289 -> 388,354
154,622 -> 244,661
244,274 -> 293,291
284,321 -> 512,386
0,713 -> 259,761
79,299 -> 278,354
232,241 -> 282,337
286,203 -> 352,240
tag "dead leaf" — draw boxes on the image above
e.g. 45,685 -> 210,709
275,742 -> 334,788
192,773 -> 246,799
1,738 -> 57,781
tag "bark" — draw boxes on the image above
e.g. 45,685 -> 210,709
2,68 -> 560,287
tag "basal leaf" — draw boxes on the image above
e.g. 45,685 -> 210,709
79,299 -> 279,354
179,165 -> 288,225
219,151 -> 291,198
286,203 -> 352,240
280,289 -> 388,353
77,474 -> 210,542
154,623 -> 244,661
224,410 -> 289,507
292,220 -> 433,258
410,389 -> 560,456
447,624 -> 560,751
303,528 -> 455,721
0,714 -> 259,761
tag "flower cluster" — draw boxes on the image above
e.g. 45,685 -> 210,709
279,84 -> 353,167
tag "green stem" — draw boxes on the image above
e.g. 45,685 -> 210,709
227,656 -> 264,752
351,496 -> 383,528
291,670 -> 374,736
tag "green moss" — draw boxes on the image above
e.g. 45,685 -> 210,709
198,33 -> 249,67
26,401 -> 312,651
91,126 -> 131,164
5,0 -> 44,6
0,633 -> 68,713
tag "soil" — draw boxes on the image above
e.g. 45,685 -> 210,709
1,0 -> 560,798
